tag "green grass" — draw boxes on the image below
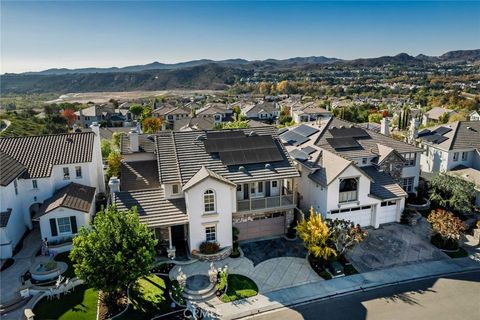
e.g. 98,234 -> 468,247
445,247 -> 469,259
117,274 -> 174,320
220,275 -> 258,303
55,252 -> 76,279
33,285 -> 98,320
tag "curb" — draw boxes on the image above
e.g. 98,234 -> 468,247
234,265 -> 480,319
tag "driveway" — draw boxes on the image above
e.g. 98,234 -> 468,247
347,223 -> 449,273
240,237 -> 307,266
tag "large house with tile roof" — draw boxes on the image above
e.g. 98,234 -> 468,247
112,127 -> 299,257
280,118 -> 423,228
0,125 -> 105,258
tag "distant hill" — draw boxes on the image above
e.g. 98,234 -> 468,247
2,49 -> 479,94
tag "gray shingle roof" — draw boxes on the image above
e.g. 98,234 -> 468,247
155,127 -> 299,186
120,134 -> 156,154
361,166 -> 407,200
0,132 -> 95,179
120,160 -> 160,191
316,118 -> 423,160
0,151 -> 26,186
34,183 -> 96,219
113,189 -> 188,227
418,121 -> 480,151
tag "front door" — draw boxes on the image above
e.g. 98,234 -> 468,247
250,182 -> 264,198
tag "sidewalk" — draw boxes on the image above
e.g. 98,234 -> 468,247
199,257 -> 480,320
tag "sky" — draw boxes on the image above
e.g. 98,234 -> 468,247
1,1 -> 479,73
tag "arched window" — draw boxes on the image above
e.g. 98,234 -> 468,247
204,189 -> 216,213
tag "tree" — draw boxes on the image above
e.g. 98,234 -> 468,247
139,106 -> 152,123
107,151 -> 123,178
101,139 -> 112,159
142,117 -> 162,133
296,208 -> 336,261
448,113 -> 466,123
326,219 -> 368,257
62,109 -> 77,127
129,104 -> 144,119
70,206 -> 157,304
438,112 -> 449,124
428,173 -> 475,213
368,113 -> 383,124
427,208 -> 466,248
214,120 -> 250,129
111,132 -> 124,150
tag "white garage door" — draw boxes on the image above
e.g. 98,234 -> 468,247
327,207 -> 372,227
376,201 -> 398,225
234,214 -> 285,241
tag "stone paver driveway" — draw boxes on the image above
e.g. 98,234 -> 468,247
240,238 -> 307,265
170,256 -> 321,293
347,223 -> 449,273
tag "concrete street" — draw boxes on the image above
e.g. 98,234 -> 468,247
247,270 -> 480,320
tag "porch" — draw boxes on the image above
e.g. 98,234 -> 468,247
152,224 -> 189,261
236,178 -> 296,212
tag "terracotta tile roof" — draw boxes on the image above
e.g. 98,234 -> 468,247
34,183 -> 96,219
0,151 -> 26,186
0,132 -> 95,179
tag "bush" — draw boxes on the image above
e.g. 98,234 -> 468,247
230,242 -> 240,258
199,241 -> 220,254
431,233 -> 459,251
400,208 -> 415,225
170,280 -> 184,305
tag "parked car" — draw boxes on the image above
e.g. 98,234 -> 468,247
327,260 -> 345,277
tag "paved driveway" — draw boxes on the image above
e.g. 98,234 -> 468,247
347,223 -> 449,273
240,238 -> 307,266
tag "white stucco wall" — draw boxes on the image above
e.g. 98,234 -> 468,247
184,177 -> 235,251
39,207 -> 90,242
401,151 -> 422,191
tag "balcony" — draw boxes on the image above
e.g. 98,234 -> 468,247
237,193 -> 294,212
339,190 -> 358,203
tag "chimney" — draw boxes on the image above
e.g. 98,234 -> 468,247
108,176 -> 120,202
380,118 -> 390,136
129,129 -> 139,152
407,118 -> 419,144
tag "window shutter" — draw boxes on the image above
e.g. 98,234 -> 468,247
50,219 -> 58,237
70,216 -> 78,234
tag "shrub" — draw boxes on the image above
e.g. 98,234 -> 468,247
428,209 -> 466,249
170,280 -> 184,305
44,261 -> 58,271
216,266 -> 228,293
199,241 -> 220,254
400,208 -> 415,225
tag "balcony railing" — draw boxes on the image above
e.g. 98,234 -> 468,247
237,194 -> 294,212
339,190 -> 358,203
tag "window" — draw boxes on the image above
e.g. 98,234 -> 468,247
362,158 -> 368,165
32,180 -> 38,189
75,166 -> 82,178
236,185 -> 242,192
204,190 -> 215,213
453,152 -> 459,161
402,177 -> 415,193
258,181 -> 263,193
205,226 -> 216,242
57,217 -> 72,234
462,152 -> 468,161
381,201 -> 397,207
339,178 -> 358,202
403,153 -> 416,167
14,180 -> 18,195
172,184 -> 179,194
272,180 -> 278,188
63,167 -> 70,180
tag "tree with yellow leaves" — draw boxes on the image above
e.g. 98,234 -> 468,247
296,208 -> 336,261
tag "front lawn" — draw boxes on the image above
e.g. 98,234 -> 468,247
220,274 -> 258,303
33,285 -> 98,320
117,274 -> 176,320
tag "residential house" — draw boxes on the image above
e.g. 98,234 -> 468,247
112,127 -> 299,257
417,121 -> 480,173
75,105 -> 127,128
0,125 -> 105,258
421,107 -> 458,126
290,102 -> 331,123
280,118 -> 423,228
469,110 -> 480,121
152,105 -> 191,130
195,103 -> 234,124
240,101 -> 280,121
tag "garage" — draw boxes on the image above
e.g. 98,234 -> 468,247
376,200 -> 398,225
234,212 -> 286,241
327,205 -> 373,227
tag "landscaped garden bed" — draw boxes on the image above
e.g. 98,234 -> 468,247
219,274 -> 258,303
151,262 -> 175,274
32,285 -> 98,320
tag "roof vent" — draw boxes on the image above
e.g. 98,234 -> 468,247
467,126 -> 472,130
238,166 -> 247,173
248,131 -> 258,137
66,137 -> 74,143
195,134 -> 206,141
147,135 -> 155,142
265,163 -> 272,169
349,125 -> 355,128
340,126 -> 345,129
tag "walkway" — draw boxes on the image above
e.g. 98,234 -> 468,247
200,257 -> 480,320
170,255 -> 321,294
0,228 -> 42,305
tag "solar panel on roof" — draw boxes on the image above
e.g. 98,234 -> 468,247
219,147 -> 283,166
292,124 -> 319,137
277,127 -> 288,135
326,137 -> 361,149
329,127 -> 370,139
433,136 -> 448,144
205,135 -> 275,153
289,149 -> 309,162
301,146 -> 316,154
433,127 -> 452,135
279,131 -> 309,146
206,131 -> 245,140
